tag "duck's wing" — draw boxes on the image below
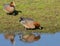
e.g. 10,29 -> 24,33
25,35 -> 35,42
24,18 -> 34,21
26,21 -> 35,28
3,4 -> 14,13
21,20 -> 35,29
22,35 -> 30,39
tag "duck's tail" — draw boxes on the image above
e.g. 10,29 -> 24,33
33,22 -> 43,30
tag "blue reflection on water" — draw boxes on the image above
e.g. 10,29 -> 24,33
0,32 -> 60,46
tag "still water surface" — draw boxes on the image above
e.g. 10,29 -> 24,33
0,32 -> 60,46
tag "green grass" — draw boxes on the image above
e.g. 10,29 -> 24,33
0,0 -> 60,33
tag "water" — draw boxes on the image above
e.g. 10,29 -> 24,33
0,32 -> 60,46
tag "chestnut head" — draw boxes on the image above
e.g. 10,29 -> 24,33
10,1 -> 15,7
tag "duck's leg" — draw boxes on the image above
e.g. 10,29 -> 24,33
25,28 -> 28,30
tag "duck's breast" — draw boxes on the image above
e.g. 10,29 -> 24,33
4,4 -> 14,13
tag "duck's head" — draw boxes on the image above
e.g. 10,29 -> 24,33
10,1 -> 15,7
19,17 -> 24,22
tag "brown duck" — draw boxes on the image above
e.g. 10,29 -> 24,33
19,17 -> 43,30
20,34 -> 40,43
3,1 -> 15,13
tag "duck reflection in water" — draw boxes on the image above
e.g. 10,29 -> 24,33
19,33 -> 41,43
4,33 -> 15,44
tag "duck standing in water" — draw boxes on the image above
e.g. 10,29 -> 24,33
3,1 -> 16,15
4,33 -> 15,44
19,34 -> 40,43
19,17 -> 43,30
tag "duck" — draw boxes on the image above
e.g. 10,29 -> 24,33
3,1 -> 15,14
4,33 -> 15,44
19,17 -> 43,30
19,34 -> 40,43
